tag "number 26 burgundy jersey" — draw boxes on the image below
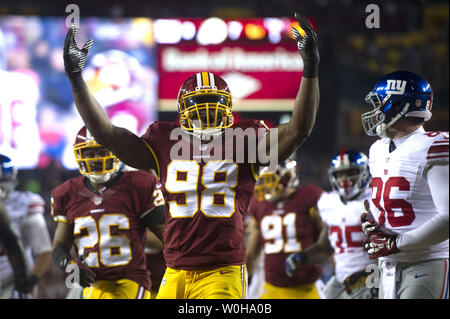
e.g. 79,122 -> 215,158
51,170 -> 163,290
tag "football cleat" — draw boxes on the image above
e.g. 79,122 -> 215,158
254,157 -> 299,202
328,149 -> 370,202
0,154 -> 18,199
73,126 -> 119,184
177,72 -> 234,140
362,70 -> 433,137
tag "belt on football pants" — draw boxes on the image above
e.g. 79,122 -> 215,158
343,270 -> 368,295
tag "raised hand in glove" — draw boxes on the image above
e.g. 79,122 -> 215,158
63,24 -> 94,78
291,11 -> 320,77
360,199 -> 383,236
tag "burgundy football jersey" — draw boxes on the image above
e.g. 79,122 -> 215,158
248,185 -> 323,287
51,170 -> 163,290
141,120 -> 268,269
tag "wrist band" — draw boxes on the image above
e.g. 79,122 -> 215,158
68,72 -> 87,92
302,63 -> 319,78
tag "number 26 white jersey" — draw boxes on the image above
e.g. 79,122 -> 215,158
368,128 -> 449,262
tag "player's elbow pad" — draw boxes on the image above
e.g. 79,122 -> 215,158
141,205 -> 166,227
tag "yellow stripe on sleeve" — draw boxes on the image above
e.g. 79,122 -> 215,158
142,140 -> 160,178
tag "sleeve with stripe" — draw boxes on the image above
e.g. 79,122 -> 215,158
426,131 -> 449,165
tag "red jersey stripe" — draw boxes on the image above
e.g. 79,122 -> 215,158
426,154 -> 449,160
427,145 -> 449,155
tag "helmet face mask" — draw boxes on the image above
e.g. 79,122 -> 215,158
0,154 -> 18,199
328,150 -> 370,202
361,71 -> 433,137
73,127 -> 119,184
178,72 -> 234,140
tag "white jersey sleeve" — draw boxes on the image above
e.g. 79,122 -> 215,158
368,128 -> 449,262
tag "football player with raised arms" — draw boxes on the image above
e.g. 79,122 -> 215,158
246,157 -> 324,299
51,126 -> 166,299
63,11 -> 320,299
285,150 -> 378,299
360,71 -> 449,299
0,154 -> 52,299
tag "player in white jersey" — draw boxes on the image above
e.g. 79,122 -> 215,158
361,71 -> 449,299
0,154 -> 52,298
286,149 -> 378,299
0,32 -> 41,169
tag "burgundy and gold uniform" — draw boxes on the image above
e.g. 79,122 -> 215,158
248,185 -> 323,298
141,119 -> 267,298
51,170 -> 162,296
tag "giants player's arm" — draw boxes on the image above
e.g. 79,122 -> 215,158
22,213 -> 52,280
245,216 -> 263,277
0,202 -> 27,273
71,87 -> 156,170
396,164 -> 449,250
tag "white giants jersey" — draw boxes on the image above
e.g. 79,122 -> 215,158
318,188 -> 375,283
0,191 -> 50,284
368,128 -> 449,262
0,70 -> 41,168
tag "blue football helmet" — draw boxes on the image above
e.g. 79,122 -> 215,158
362,71 -> 433,137
0,154 -> 18,199
328,149 -> 370,202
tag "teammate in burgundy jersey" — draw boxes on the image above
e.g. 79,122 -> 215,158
246,158 -> 324,299
51,127 -> 165,299
63,11 -> 320,299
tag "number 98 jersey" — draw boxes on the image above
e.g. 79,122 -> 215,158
51,170 -> 163,290
368,128 -> 449,262
141,120 -> 268,270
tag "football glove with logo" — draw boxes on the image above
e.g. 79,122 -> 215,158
63,24 -> 93,77
291,11 -> 320,77
53,245 -> 96,288
365,234 -> 400,259
285,252 -> 308,277
360,200 -> 383,236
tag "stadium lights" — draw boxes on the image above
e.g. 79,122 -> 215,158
244,23 -> 266,40
153,19 -> 183,44
264,18 -> 284,44
227,21 -> 243,41
182,21 -> 196,41
197,17 -> 228,45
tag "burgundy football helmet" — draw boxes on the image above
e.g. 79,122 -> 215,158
254,157 -> 299,202
73,126 -> 119,184
177,72 -> 234,136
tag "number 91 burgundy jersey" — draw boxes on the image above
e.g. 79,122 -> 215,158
248,185 -> 323,287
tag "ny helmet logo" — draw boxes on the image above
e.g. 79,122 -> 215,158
385,80 -> 407,95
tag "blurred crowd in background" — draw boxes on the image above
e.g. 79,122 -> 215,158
0,0 -> 448,298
